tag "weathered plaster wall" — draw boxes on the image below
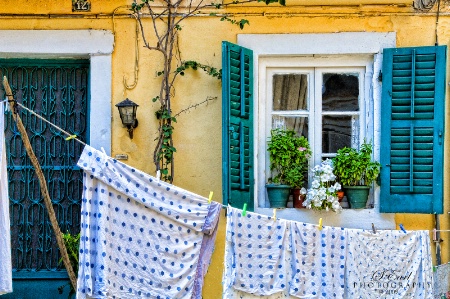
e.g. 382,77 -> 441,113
0,1 -> 449,298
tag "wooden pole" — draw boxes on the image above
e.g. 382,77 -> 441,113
2,76 -> 77,290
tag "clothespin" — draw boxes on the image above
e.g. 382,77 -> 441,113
372,223 -> 377,234
65,134 -> 77,141
100,147 -> 107,156
399,223 -> 407,234
318,218 -> 323,231
433,228 -> 437,241
208,191 -> 213,204
156,170 -> 161,180
242,203 -> 247,216
272,209 -> 277,221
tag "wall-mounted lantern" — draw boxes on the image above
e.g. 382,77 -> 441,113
115,98 -> 139,139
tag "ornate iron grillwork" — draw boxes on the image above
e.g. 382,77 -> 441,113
0,59 -> 89,272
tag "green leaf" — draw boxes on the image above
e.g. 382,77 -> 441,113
238,19 -> 249,29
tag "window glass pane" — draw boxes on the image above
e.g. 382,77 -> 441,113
322,115 -> 359,154
272,116 -> 309,138
273,74 -> 308,111
322,73 -> 359,112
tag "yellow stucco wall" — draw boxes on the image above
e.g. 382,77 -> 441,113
1,1 -> 449,298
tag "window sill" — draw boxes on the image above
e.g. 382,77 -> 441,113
254,207 -> 396,230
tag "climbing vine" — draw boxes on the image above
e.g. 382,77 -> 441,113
131,0 -> 283,182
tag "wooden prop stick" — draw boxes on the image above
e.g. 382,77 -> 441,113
2,76 -> 77,290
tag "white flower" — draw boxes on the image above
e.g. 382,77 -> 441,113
332,201 -> 341,210
311,179 -> 320,188
300,187 -> 307,195
334,182 -> 341,190
304,159 -> 341,213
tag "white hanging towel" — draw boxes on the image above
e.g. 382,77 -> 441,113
76,145 -> 221,299
224,206 -> 289,296
0,102 -> 12,295
345,229 -> 433,298
289,222 -> 346,298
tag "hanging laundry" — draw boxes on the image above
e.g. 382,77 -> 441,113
434,263 -> 450,299
289,222 -> 346,298
224,206 -> 289,296
76,145 -> 221,299
345,229 -> 433,298
0,102 -> 12,295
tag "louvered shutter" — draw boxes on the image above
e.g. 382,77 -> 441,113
222,41 -> 254,210
380,46 -> 446,213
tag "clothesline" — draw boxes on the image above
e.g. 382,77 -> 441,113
2,98 -> 87,146
2,98 -> 449,236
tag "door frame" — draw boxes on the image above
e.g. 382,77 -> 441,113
0,30 -> 113,153
0,30 -> 113,298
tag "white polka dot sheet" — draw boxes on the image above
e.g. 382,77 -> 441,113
345,229 -> 433,298
76,145 -> 221,299
225,207 -> 289,296
223,206 -> 434,299
0,102 -> 12,295
289,222 -> 346,298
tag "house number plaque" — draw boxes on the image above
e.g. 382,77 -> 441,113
73,0 -> 91,12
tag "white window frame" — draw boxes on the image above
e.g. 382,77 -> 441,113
238,32 -> 396,229
0,30 -> 113,153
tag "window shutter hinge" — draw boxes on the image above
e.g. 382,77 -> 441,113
378,70 -> 382,82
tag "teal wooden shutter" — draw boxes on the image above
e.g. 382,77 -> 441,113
380,46 -> 446,213
222,41 -> 254,211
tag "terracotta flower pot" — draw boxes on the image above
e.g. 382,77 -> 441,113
292,188 -> 306,209
337,190 -> 345,202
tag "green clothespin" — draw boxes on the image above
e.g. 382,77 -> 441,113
65,134 -> 77,141
242,203 -> 247,216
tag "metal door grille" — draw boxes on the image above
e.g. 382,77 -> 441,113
0,59 -> 89,273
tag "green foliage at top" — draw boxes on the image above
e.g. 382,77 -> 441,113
267,128 -> 311,188
332,142 -> 381,187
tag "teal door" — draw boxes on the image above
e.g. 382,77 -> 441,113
0,59 -> 89,299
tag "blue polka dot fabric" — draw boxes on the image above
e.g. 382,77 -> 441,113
0,102 -> 12,295
76,145 -> 221,299
289,221 -> 346,298
345,229 -> 433,298
226,206 -> 289,296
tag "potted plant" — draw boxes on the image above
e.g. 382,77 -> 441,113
332,142 -> 381,209
266,128 -> 311,208
303,159 -> 342,213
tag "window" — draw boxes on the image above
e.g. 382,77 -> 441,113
224,33 -> 398,228
266,65 -> 366,168
259,56 -> 373,207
